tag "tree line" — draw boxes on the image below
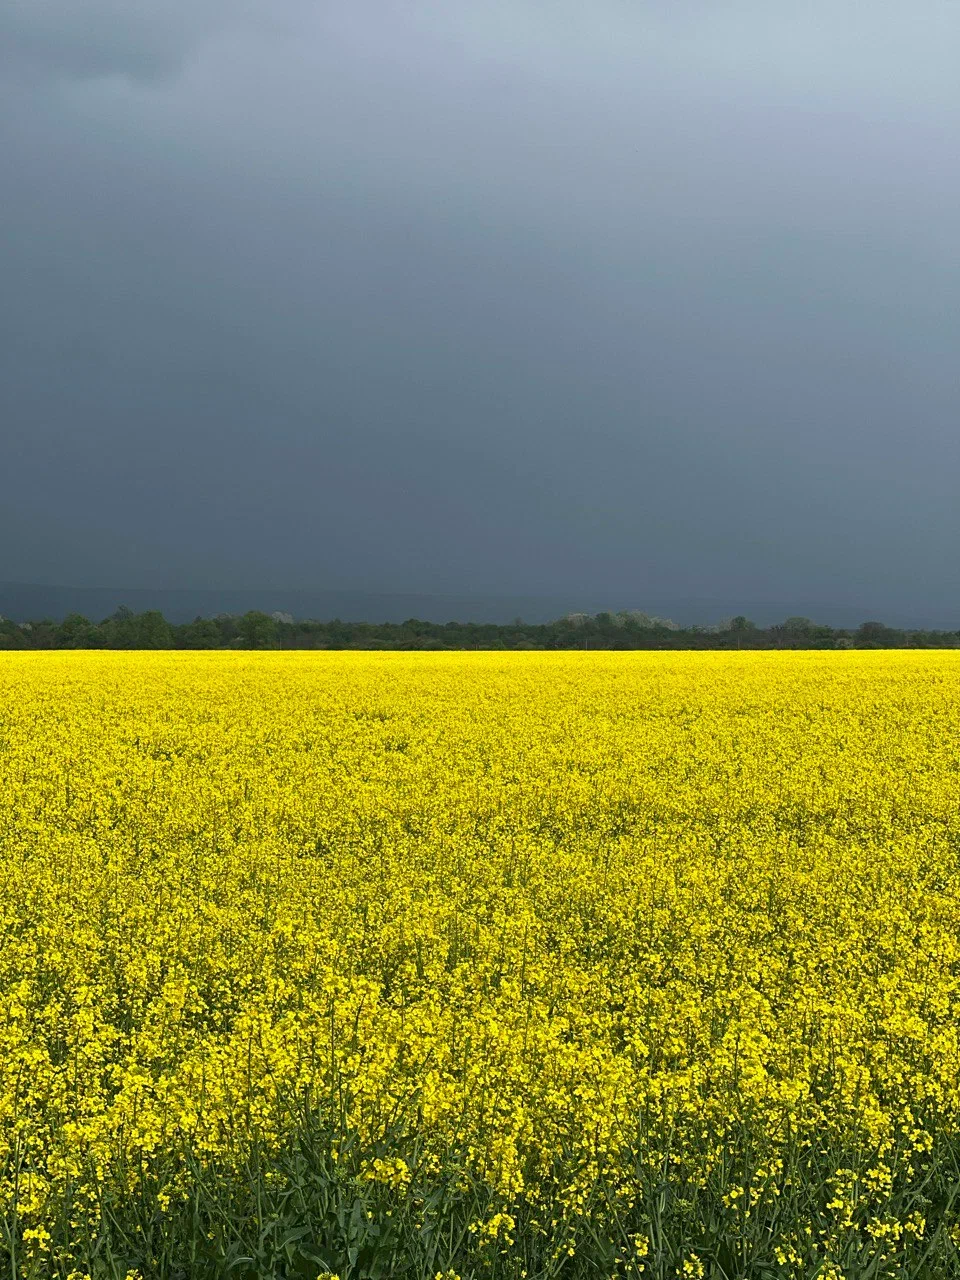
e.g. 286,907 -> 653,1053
2,607 -> 959,650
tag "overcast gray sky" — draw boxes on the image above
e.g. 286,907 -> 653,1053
2,1 -> 959,616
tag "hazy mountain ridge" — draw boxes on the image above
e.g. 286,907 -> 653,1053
2,583 -> 955,631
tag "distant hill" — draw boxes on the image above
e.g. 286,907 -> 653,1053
1,582 -> 955,631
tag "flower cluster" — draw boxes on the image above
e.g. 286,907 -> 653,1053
1,650 -> 959,1275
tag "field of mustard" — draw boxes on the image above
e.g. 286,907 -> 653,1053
2,651 -> 960,1279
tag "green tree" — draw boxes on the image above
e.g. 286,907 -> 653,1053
856,620 -> 902,647
781,616 -> 816,636
102,608 -> 172,648
178,617 -> 221,649
58,613 -> 104,647
133,610 -> 173,648
237,611 -> 279,648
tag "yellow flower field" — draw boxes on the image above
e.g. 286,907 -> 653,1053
2,651 -> 960,1278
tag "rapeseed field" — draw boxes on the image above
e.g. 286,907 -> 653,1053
2,651 -> 960,1279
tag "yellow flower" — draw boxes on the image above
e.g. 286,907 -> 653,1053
2,650 -> 960,1274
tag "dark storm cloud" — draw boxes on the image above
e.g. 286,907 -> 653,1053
2,1 -> 960,622
1,3 -> 189,81
0,0 -> 262,82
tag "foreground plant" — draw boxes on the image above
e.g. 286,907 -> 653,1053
2,651 -> 960,1277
